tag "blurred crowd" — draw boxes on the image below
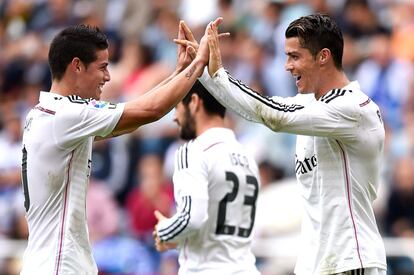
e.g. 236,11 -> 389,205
1,0 -> 414,274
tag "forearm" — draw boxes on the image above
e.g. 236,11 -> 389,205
199,67 -> 270,124
157,196 -> 208,243
151,69 -> 179,91
112,58 -> 205,135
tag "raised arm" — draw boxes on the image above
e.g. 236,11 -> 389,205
110,20 -> 210,137
199,23 -> 359,138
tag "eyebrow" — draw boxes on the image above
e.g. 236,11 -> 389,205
285,51 -> 299,56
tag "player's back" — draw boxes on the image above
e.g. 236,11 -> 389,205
178,128 -> 260,275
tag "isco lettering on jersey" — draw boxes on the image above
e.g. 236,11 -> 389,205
229,152 -> 249,168
295,154 -> 317,175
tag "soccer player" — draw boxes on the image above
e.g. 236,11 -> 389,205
180,14 -> 387,274
153,80 -> 261,275
19,20 -> 214,274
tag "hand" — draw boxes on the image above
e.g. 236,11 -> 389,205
153,210 -> 178,252
175,20 -> 196,72
174,18 -> 230,62
207,20 -> 223,76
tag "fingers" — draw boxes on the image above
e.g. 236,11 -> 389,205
178,20 -> 185,40
174,39 -> 199,50
181,20 -> 196,42
207,20 -> 223,76
218,32 -> 231,39
211,17 -> 223,28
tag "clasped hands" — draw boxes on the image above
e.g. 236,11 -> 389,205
174,17 -> 229,78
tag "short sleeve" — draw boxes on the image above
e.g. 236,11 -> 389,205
54,99 -> 125,149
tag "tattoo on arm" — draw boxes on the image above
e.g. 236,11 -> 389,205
185,65 -> 196,79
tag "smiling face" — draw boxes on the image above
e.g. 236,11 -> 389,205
285,37 -> 321,95
76,49 -> 110,100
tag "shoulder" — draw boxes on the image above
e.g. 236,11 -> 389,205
175,140 -> 201,170
64,96 -> 119,110
57,96 -> 121,119
319,88 -> 355,105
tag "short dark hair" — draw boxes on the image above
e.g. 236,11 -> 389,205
285,14 -> 344,70
48,25 -> 108,80
182,80 -> 226,118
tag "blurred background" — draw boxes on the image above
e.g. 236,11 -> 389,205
1,0 -> 414,274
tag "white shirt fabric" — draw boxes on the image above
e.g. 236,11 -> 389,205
200,68 -> 387,275
156,128 -> 261,275
20,92 -> 124,275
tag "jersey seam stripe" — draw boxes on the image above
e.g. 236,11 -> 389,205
54,150 -> 74,275
336,140 -> 364,268
359,98 -> 371,107
203,141 -> 224,152
226,72 -> 304,112
158,196 -> 190,235
34,106 -> 56,115
158,196 -> 191,241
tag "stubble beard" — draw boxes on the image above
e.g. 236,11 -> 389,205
179,108 -> 196,141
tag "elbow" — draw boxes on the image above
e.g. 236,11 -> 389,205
145,104 -> 168,122
137,108 -> 165,125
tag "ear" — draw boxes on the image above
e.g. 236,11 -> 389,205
318,48 -> 331,65
70,57 -> 83,73
189,93 -> 201,113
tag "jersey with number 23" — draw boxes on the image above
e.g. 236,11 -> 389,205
156,128 -> 261,275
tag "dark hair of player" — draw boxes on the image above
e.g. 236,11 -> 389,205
48,24 -> 109,80
182,80 -> 226,118
285,14 -> 344,70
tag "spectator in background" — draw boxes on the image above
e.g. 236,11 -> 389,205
337,0 -> 387,40
87,180 -> 156,274
354,30 -> 414,131
390,0 -> 414,62
0,110 -> 26,239
385,157 -> 414,238
125,153 -> 174,271
91,136 -> 130,203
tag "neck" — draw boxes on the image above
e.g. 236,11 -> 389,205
196,116 -> 225,137
315,69 -> 350,100
50,78 -> 76,97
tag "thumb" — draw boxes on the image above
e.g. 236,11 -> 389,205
154,210 -> 164,221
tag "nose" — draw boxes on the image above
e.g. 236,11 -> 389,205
104,69 -> 111,82
285,59 -> 293,72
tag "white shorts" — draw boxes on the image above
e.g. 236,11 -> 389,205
334,267 -> 386,275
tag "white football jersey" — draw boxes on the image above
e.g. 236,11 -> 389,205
200,68 -> 387,274
20,92 -> 124,275
156,128 -> 261,275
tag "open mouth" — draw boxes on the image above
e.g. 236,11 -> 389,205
295,75 -> 302,86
